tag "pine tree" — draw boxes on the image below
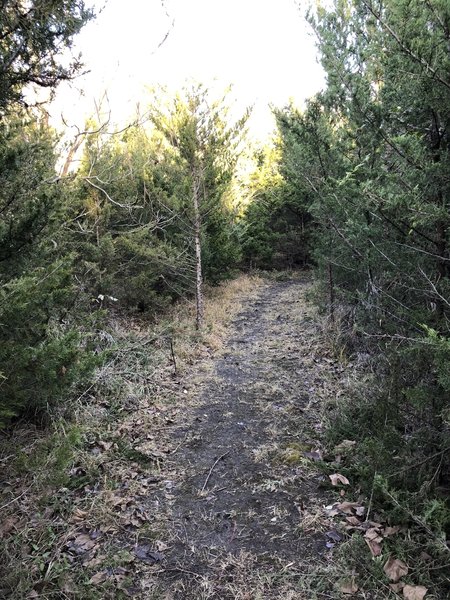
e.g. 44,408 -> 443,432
150,85 -> 248,328
0,114 -> 96,424
0,0 -> 93,112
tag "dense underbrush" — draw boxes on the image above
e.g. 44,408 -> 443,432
319,293 -> 450,597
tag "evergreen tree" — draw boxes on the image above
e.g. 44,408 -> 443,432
267,0 -> 450,520
150,85 -> 248,328
71,119 -> 194,312
0,1 -> 94,425
0,114 -> 96,424
0,0 -> 94,112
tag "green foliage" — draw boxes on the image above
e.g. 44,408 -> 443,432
203,206 -> 242,283
0,1 -> 94,112
149,84 -> 249,282
262,0 -> 450,552
0,0 -> 95,426
0,114 -> 98,425
71,86 -> 247,313
241,143 -> 313,269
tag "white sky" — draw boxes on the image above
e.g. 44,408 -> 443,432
48,0 -> 325,141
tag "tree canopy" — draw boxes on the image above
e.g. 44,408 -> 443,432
0,0 -> 94,113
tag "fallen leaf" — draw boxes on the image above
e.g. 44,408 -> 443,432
340,580 -> 359,595
89,570 -> 109,585
69,508 -> 88,524
155,540 -> 169,552
384,526 -> 400,537
325,503 -> 340,517
73,533 -> 96,552
384,557 -> 408,582
364,528 -> 383,544
326,530 -> 343,543
0,516 -> 19,537
62,580 -> 78,594
403,585 -> 427,600
355,506 -> 366,517
365,537 -> 383,557
107,493 -> 133,511
98,440 -> 112,451
336,502 -> 360,514
346,516 -> 361,526
329,473 -> 350,486
83,555 -> 105,568
303,450 -> 323,462
134,544 -> 164,564
390,582 -> 405,593
334,440 -> 356,453
368,521 -> 383,528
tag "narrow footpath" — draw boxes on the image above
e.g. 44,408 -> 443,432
152,276 -> 335,599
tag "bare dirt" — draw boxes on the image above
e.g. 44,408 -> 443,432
150,276 -> 335,598
3,275 -> 444,599
1,274 -> 351,600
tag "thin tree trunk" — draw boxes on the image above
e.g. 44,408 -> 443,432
61,134 -> 84,177
435,219 -> 447,320
328,261 -> 335,324
192,166 -> 204,330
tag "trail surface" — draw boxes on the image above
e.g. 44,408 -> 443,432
154,276 -> 332,598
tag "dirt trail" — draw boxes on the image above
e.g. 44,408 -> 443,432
154,276 -> 331,598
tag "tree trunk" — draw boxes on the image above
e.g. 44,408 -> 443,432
328,261 -> 335,324
192,166 -> 204,330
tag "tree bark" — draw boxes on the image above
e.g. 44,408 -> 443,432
192,166 -> 204,330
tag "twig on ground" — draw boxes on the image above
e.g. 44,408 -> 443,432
0,484 -> 33,511
156,567 -> 204,579
387,447 -> 450,478
171,433 -> 189,455
365,471 -> 376,522
169,336 -> 177,376
200,452 -> 230,493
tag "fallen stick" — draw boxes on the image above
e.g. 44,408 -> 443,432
169,336 -> 177,376
156,567 -> 203,579
200,452 -> 230,493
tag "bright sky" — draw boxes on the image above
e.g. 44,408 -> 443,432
48,0 -> 324,140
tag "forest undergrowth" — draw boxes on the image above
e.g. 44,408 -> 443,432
1,272 -> 447,599
0,274 -> 263,598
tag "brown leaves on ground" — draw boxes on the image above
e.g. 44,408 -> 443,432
0,515 -> 20,538
364,527 -> 384,557
333,440 -> 356,454
303,450 -> 323,462
339,580 -> 359,595
403,584 -> 428,600
71,533 -> 98,553
325,501 -> 365,517
384,557 -> 408,582
383,558 -> 428,598
390,583 -> 429,600
324,500 -> 404,559
89,571 -> 109,585
329,473 -> 350,486
88,566 -> 131,592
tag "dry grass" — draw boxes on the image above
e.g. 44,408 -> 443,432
1,273 -> 421,600
0,274 -> 265,600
